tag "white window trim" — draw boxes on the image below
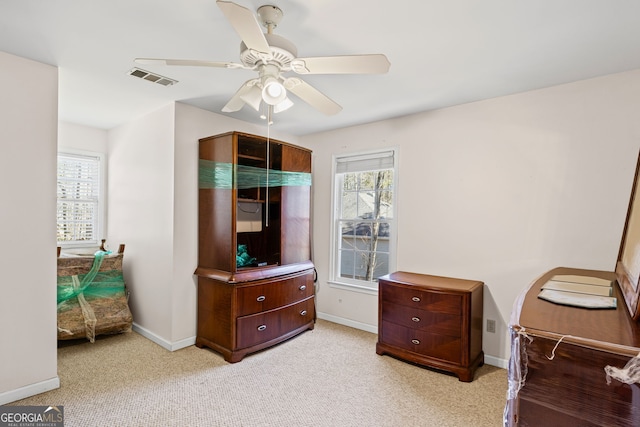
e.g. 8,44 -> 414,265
57,148 -> 107,248
328,147 -> 398,295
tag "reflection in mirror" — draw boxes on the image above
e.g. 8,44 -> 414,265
617,152 -> 640,319
621,195 -> 640,291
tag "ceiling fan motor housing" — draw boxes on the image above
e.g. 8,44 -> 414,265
240,33 -> 297,69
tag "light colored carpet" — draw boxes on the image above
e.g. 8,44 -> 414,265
10,320 -> 507,426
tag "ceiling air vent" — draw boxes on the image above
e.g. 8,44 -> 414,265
127,67 -> 177,86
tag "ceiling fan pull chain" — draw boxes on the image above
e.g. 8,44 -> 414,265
265,108 -> 271,227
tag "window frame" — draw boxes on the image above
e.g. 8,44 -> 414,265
329,147 -> 398,295
56,149 -> 106,248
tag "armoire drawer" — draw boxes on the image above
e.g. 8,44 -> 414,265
236,271 -> 314,317
236,297 -> 315,349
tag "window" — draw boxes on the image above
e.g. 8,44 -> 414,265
57,151 -> 104,246
330,149 -> 397,293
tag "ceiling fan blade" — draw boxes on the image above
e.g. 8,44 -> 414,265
135,58 -> 246,69
216,0 -> 271,57
283,78 -> 342,115
222,79 -> 259,112
291,54 -> 391,75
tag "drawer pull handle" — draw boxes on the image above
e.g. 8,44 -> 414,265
257,325 -> 267,331
256,295 -> 266,302
411,317 -> 421,323
299,285 -> 307,291
411,296 -> 421,302
300,310 -> 307,316
411,339 -> 420,345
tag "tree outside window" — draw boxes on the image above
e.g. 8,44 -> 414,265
332,149 -> 396,289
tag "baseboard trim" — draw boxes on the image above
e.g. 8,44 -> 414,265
483,354 -> 509,369
316,311 -> 378,334
170,335 -> 197,351
316,312 -> 509,369
0,377 -> 60,405
132,323 -> 195,352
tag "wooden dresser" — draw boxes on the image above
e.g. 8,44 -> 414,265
376,271 -> 484,382
505,267 -> 640,426
195,132 -> 315,362
196,267 -> 315,362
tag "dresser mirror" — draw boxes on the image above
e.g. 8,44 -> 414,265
616,152 -> 640,320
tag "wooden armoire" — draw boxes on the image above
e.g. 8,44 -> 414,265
195,131 -> 315,362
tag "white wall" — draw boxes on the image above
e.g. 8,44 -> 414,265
0,51 -> 59,404
107,104 -> 176,343
303,69 -> 640,364
59,121 -> 108,153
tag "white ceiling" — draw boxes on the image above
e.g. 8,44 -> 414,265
2,0 -> 640,136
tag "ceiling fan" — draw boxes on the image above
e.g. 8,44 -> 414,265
135,0 -> 390,119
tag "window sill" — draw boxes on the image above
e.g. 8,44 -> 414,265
328,280 -> 378,296
57,244 -> 102,257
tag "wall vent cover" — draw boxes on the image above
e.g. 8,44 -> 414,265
127,67 -> 178,86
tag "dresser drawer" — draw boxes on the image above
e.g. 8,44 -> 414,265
377,272 -> 483,381
236,271 -> 314,316
236,297 -> 315,349
380,320 -> 462,364
381,301 -> 461,337
380,281 -> 462,315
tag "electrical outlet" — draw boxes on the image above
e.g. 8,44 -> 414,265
486,319 -> 496,333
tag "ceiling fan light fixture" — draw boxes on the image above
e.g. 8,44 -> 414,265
239,85 -> 263,111
261,78 -> 287,105
274,97 -> 293,114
